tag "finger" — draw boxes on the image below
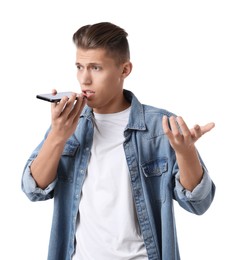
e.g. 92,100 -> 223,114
192,124 -> 202,139
72,96 -> 87,122
51,89 -> 57,95
169,116 -> 181,138
162,115 -> 172,136
52,95 -> 69,118
51,89 -> 58,110
57,93 -> 77,117
74,94 -> 86,111
201,122 -> 215,135
176,116 -> 190,138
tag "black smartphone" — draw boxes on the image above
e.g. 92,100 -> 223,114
36,92 -> 77,103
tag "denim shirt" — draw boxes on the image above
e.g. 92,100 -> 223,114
21,90 -> 215,260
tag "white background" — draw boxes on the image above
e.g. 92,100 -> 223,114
0,0 -> 232,259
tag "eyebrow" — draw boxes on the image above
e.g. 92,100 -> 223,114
75,62 -> 102,66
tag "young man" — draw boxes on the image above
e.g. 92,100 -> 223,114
22,22 -> 216,260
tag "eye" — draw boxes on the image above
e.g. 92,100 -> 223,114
91,65 -> 101,71
76,64 -> 83,71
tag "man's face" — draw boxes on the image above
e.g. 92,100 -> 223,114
76,48 -> 130,114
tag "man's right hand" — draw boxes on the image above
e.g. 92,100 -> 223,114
50,89 -> 86,142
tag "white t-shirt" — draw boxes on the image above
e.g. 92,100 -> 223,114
73,107 -> 148,260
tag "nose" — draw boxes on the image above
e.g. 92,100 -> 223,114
78,69 -> 92,85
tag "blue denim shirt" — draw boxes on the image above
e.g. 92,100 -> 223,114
22,90 -> 215,260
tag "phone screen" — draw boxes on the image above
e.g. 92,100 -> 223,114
36,92 -> 76,102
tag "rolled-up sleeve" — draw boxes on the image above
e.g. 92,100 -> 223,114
175,166 -> 213,201
174,166 -> 215,215
22,160 -> 57,201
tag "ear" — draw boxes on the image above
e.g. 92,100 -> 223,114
121,61 -> 133,79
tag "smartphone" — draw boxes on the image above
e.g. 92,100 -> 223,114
36,92 -> 77,103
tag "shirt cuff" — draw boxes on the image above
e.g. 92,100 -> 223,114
22,161 -> 57,196
175,167 -> 213,201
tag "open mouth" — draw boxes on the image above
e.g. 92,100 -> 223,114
82,90 -> 95,98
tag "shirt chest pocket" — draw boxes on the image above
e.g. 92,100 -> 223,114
57,141 -> 80,183
141,157 -> 168,202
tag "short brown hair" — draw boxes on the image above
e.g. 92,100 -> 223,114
73,22 -> 130,64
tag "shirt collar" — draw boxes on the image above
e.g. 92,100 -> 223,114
80,89 -> 146,131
